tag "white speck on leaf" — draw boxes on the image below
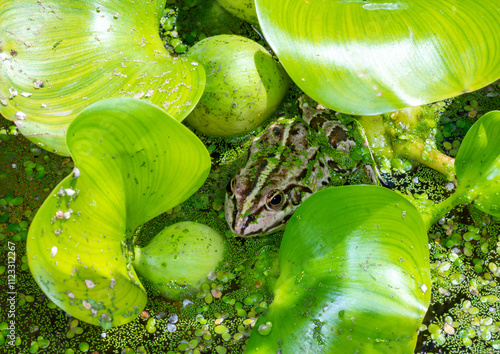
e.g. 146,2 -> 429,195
85,279 -> 95,289
9,87 -> 18,98
33,80 -> 44,89
51,246 -> 58,257
82,300 -> 92,309
15,111 -> 26,120
64,188 -> 76,196
73,167 -> 80,178
421,284 -> 428,293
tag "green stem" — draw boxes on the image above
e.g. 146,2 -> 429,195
421,185 -> 470,231
392,138 -> 456,182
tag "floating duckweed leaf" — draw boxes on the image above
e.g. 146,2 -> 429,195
0,213 -> 10,223
246,186 -> 430,353
455,111 -> 500,216
255,0 -> 500,115
27,98 -> 210,327
9,196 -> 23,206
0,0 -> 205,155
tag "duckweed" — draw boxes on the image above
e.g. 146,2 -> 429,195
215,346 -> 227,354
214,325 -> 228,334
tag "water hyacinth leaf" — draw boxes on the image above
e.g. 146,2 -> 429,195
255,0 -> 500,115
455,111 -> 500,217
246,186 -> 430,353
26,98 -> 211,327
0,0 -> 205,155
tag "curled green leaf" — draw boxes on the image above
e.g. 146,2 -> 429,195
455,111 -> 500,217
26,98 -> 210,327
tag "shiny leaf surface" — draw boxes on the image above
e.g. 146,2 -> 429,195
455,111 -> 500,217
0,0 -> 205,155
246,185 -> 430,353
255,0 -> 500,115
27,98 -> 210,326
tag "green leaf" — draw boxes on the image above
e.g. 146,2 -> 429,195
255,0 -> 500,115
455,111 -> 500,217
0,0 -> 205,155
26,98 -> 210,327
9,196 -> 23,206
246,185 -> 430,353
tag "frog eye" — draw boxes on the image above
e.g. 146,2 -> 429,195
266,190 -> 286,210
226,178 -> 236,194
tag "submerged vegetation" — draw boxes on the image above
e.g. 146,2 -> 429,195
0,0 -> 500,353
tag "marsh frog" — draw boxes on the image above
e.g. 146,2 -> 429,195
225,96 -> 378,237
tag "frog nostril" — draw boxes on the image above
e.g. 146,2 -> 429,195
240,214 -> 256,234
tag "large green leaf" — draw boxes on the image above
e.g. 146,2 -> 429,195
246,186 -> 430,353
26,98 -> 210,327
0,0 -> 205,155
255,0 -> 500,115
454,111 -> 500,217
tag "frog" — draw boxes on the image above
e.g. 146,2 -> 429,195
225,95 -> 379,237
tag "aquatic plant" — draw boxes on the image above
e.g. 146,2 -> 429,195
26,98 -> 210,327
254,0 -> 500,115
132,221 -> 225,300
246,111 -> 500,352
215,0 -> 258,24
0,0 -> 205,155
185,35 -> 290,136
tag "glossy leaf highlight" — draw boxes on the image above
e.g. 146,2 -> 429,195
455,111 -> 500,217
246,185 -> 430,353
0,0 -> 205,155
27,98 -> 210,327
255,0 -> 500,115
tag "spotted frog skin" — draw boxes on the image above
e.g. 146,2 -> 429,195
225,96 -> 377,237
